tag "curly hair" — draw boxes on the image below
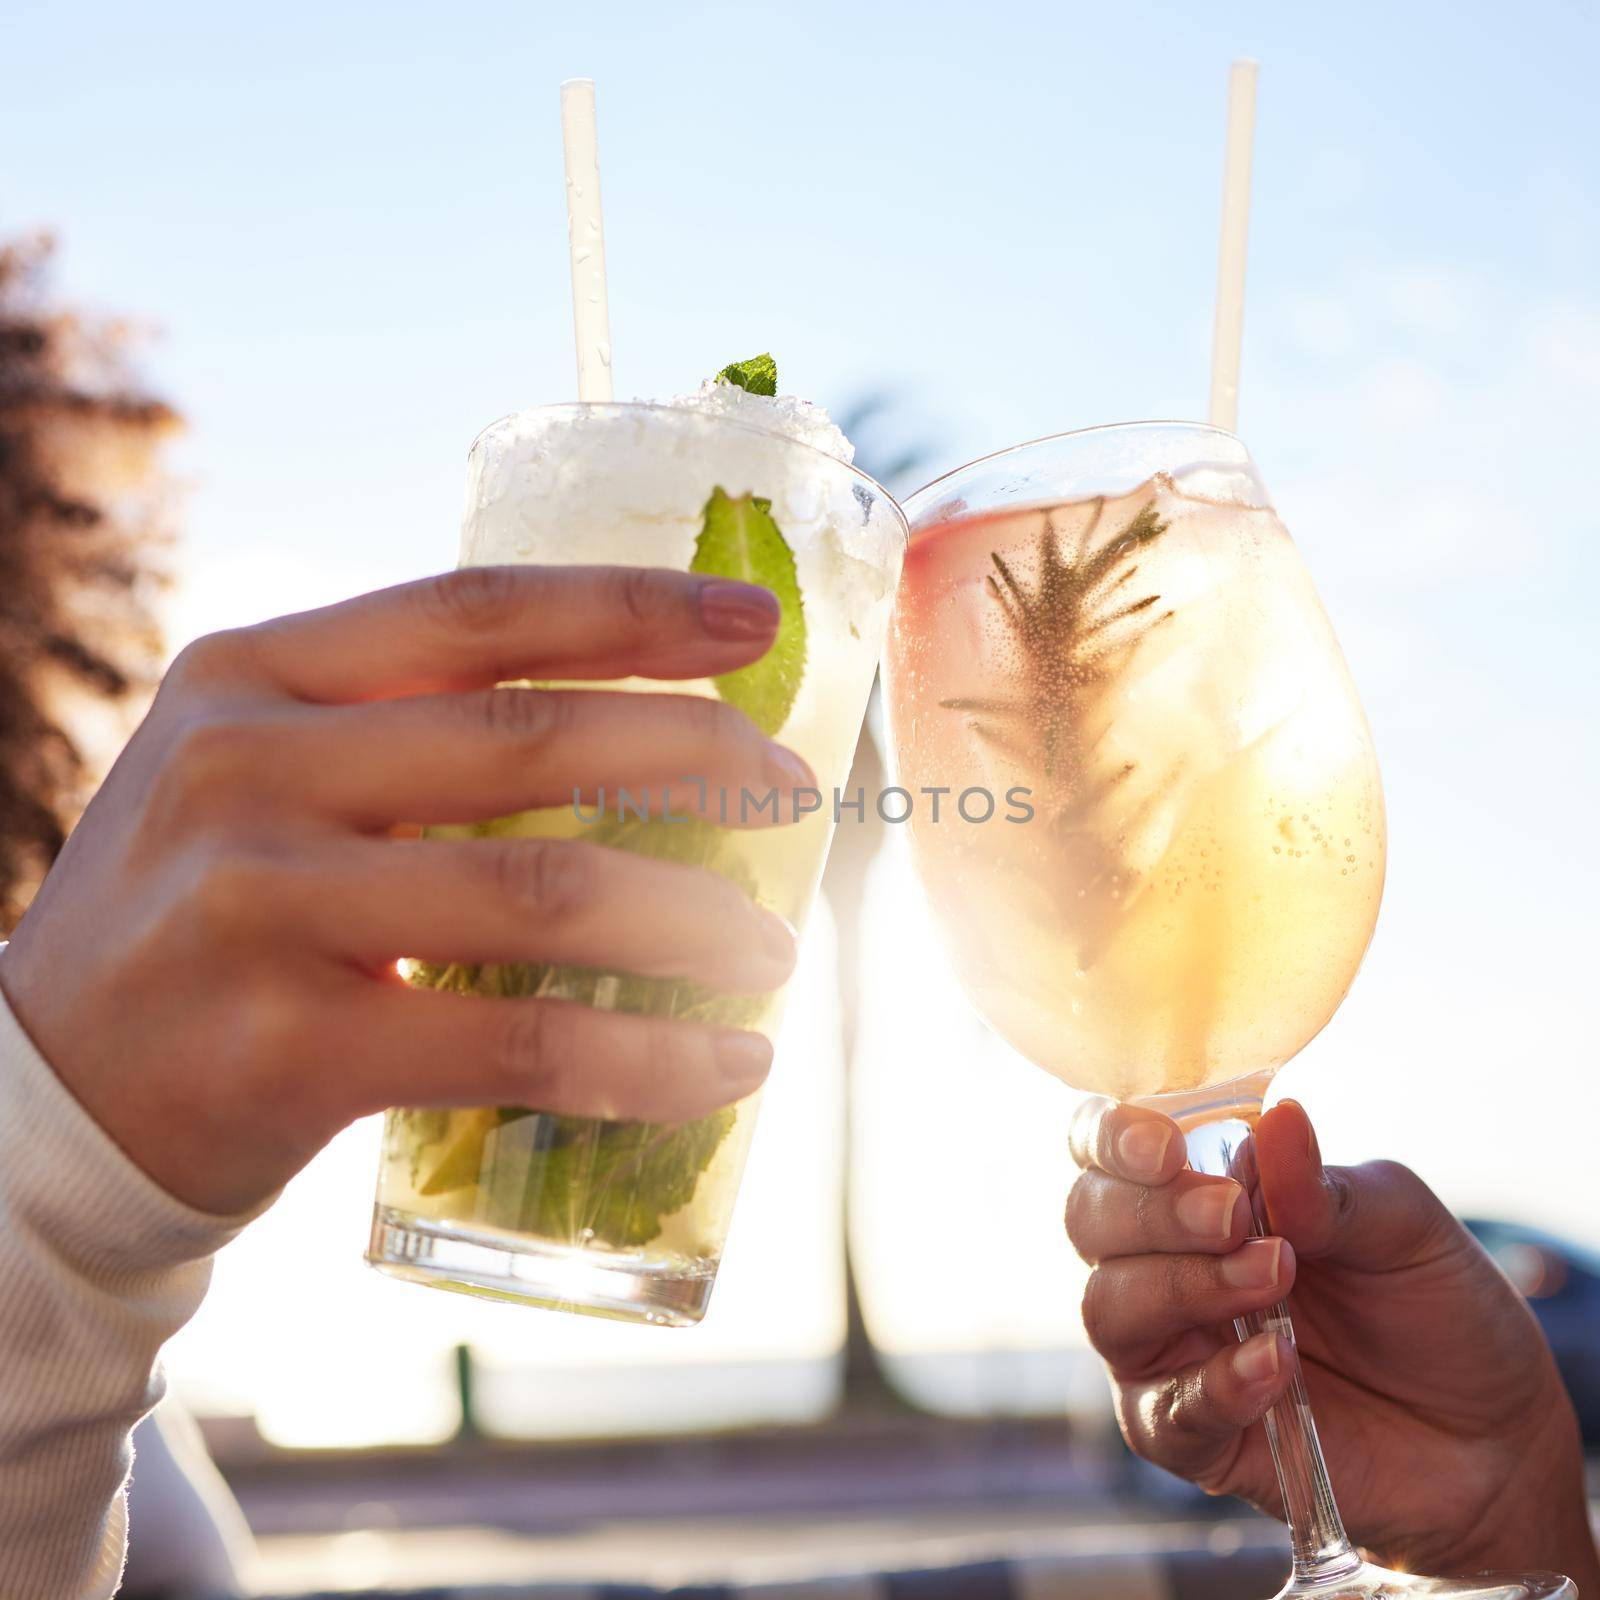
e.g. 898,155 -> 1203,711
0,235 -> 178,933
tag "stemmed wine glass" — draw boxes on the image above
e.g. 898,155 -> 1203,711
881,422 -> 1574,1600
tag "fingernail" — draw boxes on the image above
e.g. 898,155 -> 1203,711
758,912 -> 797,971
1176,1182 -> 1242,1240
700,580 -> 780,642
1220,1237 -> 1283,1290
1232,1332 -> 1280,1384
1280,1097 -> 1318,1165
716,1030 -> 771,1090
1116,1121 -> 1172,1182
764,743 -> 816,791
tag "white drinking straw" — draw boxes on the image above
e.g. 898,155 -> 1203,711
560,78 -> 613,402
1208,59 -> 1259,433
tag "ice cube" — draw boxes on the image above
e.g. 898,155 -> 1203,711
661,379 -> 855,465
460,397 -> 866,572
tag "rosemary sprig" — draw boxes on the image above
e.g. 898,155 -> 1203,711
942,499 -> 1171,798
940,496 -> 1175,965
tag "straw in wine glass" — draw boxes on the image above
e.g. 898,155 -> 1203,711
560,78 -> 613,402
1208,59 -> 1259,434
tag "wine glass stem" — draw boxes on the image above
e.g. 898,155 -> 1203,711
1185,1110 -> 1362,1588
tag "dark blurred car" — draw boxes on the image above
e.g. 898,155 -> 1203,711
1464,1217 -> 1600,1445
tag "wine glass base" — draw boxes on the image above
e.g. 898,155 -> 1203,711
1275,1562 -> 1575,1600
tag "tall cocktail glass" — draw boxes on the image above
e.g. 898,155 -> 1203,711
367,402 -> 905,1326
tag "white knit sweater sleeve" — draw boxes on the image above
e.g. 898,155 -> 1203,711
0,968 -> 256,1599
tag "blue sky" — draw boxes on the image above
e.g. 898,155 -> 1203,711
5,0 -> 1598,1441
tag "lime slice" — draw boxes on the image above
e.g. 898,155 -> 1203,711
414,1110 -> 497,1196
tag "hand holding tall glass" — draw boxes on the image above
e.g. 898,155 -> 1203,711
883,423 -> 1573,1600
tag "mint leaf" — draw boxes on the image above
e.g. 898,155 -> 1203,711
400,1097 -> 737,1247
714,353 -> 778,396
401,816 -> 766,1246
504,1110 -> 737,1247
691,486 -> 806,736
401,1104 -> 737,1248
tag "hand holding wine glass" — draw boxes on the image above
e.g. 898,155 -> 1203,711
883,424 -> 1577,1597
1068,1097 -> 1599,1591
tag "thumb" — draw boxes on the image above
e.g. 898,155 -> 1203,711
1257,1100 -> 1457,1272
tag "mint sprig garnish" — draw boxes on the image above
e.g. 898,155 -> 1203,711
691,486 -> 806,736
714,353 -> 778,396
